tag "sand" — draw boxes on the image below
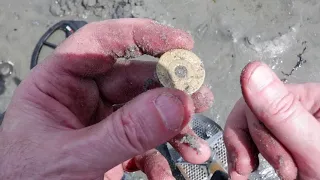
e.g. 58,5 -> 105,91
0,0 -> 319,179
180,134 -> 200,152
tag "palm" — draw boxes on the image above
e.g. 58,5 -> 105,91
1,19 -> 213,180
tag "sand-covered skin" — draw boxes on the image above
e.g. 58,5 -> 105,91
179,134 -> 200,152
2,0 -> 320,127
1,0 -> 320,179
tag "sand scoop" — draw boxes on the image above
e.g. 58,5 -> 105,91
164,114 -> 229,180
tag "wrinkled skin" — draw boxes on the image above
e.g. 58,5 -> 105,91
0,19 -> 214,180
224,61 -> 320,180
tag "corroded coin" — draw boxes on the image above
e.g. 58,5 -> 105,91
156,49 -> 205,94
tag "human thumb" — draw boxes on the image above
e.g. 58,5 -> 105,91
76,88 -> 195,171
240,61 -> 320,178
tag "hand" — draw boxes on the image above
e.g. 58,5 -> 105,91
224,61 -> 320,179
0,19 -> 214,180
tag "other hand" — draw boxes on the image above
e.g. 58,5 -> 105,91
224,61 -> 320,179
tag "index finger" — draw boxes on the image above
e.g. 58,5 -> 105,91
50,18 -> 194,77
18,19 -> 194,126
223,98 -> 258,179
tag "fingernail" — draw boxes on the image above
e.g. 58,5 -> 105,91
154,93 -> 184,131
248,65 -> 274,93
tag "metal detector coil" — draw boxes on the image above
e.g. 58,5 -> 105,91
30,20 -> 88,69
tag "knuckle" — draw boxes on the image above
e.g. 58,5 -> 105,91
265,92 -> 300,124
117,108 -> 150,154
78,22 -> 104,40
81,21 -> 99,31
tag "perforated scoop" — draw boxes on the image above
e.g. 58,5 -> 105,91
166,114 -> 228,180
191,114 -> 228,170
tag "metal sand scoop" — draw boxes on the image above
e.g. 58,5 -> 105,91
159,114 -> 229,180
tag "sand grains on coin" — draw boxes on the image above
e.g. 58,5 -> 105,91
156,49 -> 205,94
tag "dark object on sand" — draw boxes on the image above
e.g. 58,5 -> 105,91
30,20 -> 88,69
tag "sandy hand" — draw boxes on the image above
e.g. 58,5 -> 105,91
224,61 -> 320,179
0,19 -> 213,180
